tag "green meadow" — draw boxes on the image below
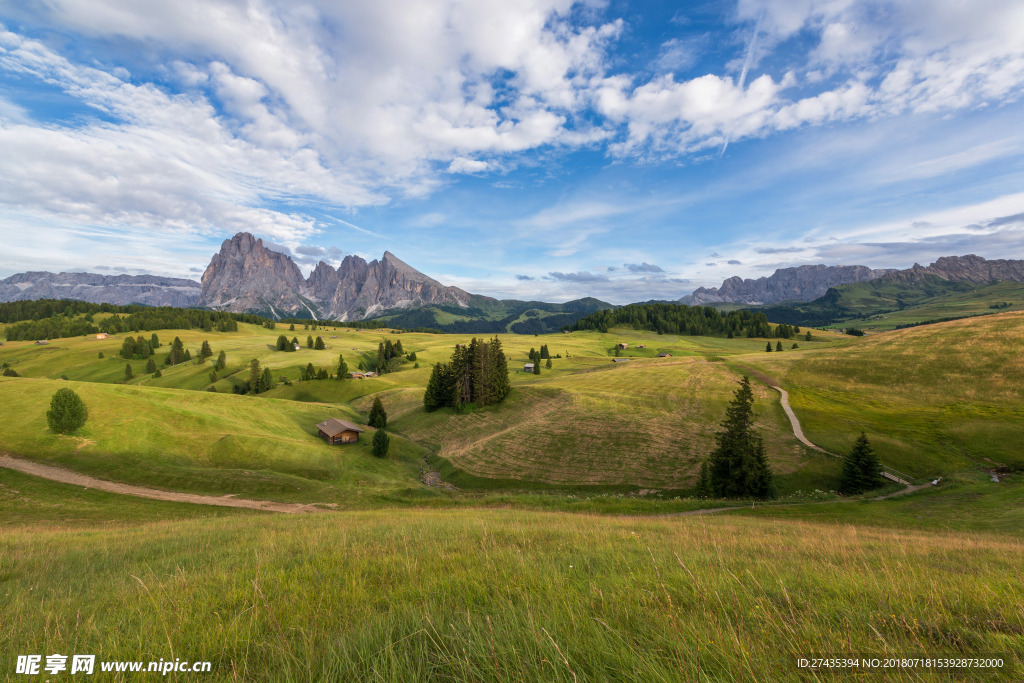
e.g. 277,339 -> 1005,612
2,311 -> 1022,679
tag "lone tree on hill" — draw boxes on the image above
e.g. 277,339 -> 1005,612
707,376 -> 776,499
124,363 -> 134,380
368,396 -> 387,429
248,359 -> 262,393
765,342 -> 773,352
775,341 -> 783,352
840,433 -> 883,494
372,428 -> 390,458
336,354 -> 348,379
314,336 -> 326,350
46,387 -> 87,433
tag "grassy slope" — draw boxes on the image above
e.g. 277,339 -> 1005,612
850,280 -> 1024,331
1,508 -> 1020,682
736,311 -> 1024,478
0,377 -> 428,505
1,315 -> 1019,495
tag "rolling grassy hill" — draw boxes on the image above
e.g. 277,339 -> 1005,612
735,311 -> 1024,478
3,307 -> 1023,680
2,313 -> 1018,498
758,276 -> 1024,328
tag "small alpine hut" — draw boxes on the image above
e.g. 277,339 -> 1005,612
316,418 -> 365,445
523,363 -> 535,372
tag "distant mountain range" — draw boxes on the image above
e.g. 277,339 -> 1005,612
0,271 -> 201,307
679,264 -> 896,305
681,255 -> 1024,307
4,235 -> 1023,332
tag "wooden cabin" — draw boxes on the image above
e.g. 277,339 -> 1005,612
523,363 -> 535,372
316,418 -> 365,445
658,352 -> 672,358
617,342 -> 628,349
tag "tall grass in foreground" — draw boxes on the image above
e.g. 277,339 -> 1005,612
3,510 -> 1021,681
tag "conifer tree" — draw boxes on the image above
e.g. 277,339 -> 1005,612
276,335 -> 290,351
46,387 -> 87,433
372,428 -> 390,458
248,359 -> 261,393
307,335 -> 314,348
153,369 -> 162,378
546,358 -> 552,369
337,354 -> 348,379
765,342 -> 773,352
315,336 -> 326,350
289,323 -> 295,331
776,341 -> 783,352
209,369 -> 217,383
124,363 -> 134,380
694,460 -> 713,499
261,367 -> 274,392
368,397 -> 387,429
841,433 -> 883,494
707,376 -> 776,499
150,333 -> 160,349
200,340 -> 213,360
146,358 -> 156,374
215,350 -> 227,371
805,330 -> 813,341
533,361 -> 541,375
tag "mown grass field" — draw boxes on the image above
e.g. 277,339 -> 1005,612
1,506 -> 1021,682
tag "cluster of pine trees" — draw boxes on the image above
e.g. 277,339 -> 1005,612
569,303 -> 781,338
375,339 -> 404,373
275,335 -> 300,351
119,333 -> 160,360
694,377 -> 776,500
423,337 -> 510,411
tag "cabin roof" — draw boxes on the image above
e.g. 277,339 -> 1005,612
316,418 -> 365,436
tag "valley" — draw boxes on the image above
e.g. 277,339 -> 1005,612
2,304 -> 1022,681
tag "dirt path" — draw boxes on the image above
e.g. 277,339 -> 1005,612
0,454 -> 329,514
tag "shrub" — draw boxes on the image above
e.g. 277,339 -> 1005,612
46,387 -> 88,433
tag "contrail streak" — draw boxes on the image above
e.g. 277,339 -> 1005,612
719,14 -> 762,159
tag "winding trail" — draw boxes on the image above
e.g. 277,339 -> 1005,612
769,386 -> 912,486
0,454 -> 329,514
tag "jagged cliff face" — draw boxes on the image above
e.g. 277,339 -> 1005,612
198,233 -> 469,320
198,233 -> 309,317
681,264 -> 895,305
919,255 -> 1024,283
0,272 -> 200,307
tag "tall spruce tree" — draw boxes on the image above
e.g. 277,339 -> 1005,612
372,429 -> 390,458
840,433 -> 883,494
314,336 -> 326,350
707,376 -> 776,499
248,359 -> 261,393
336,354 -> 348,379
694,460 -> 713,499
368,397 -> 387,429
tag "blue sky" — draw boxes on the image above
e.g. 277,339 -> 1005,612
1,0 -> 1023,303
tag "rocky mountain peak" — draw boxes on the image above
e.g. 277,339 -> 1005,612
197,232 -> 469,320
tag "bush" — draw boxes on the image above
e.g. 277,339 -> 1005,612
372,429 -> 390,458
46,387 -> 88,433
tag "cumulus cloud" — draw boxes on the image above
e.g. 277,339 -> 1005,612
727,259 -> 742,265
